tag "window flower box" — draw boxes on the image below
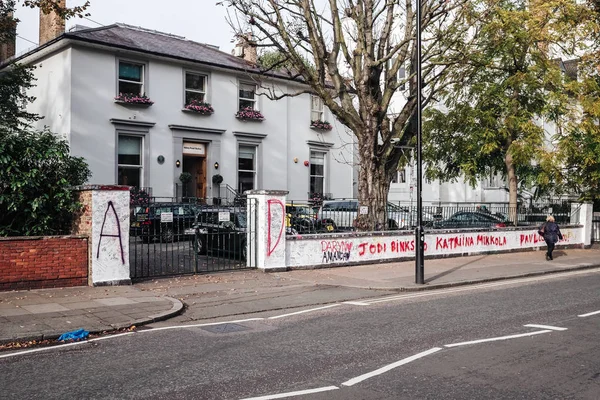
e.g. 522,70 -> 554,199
184,100 -> 214,115
235,107 -> 264,121
114,93 -> 154,106
310,120 -> 333,131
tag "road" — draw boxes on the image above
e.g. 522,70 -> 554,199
1,270 -> 599,399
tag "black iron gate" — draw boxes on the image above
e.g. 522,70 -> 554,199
593,210 -> 600,244
129,198 -> 257,280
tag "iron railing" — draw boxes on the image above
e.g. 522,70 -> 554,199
129,197 -> 256,280
284,198 -> 577,234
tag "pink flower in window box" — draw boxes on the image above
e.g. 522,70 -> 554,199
114,93 -> 154,105
185,100 -> 214,115
310,120 -> 333,131
235,107 -> 264,121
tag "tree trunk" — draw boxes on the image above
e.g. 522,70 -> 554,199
505,151 -> 518,226
355,136 -> 391,231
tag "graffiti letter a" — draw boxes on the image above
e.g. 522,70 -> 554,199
97,201 -> 125,264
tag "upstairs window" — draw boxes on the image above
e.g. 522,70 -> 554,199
239,82 -> 257,110
311,95 -> 324,121
118,61 -> 144,96
398,65 -> 406,90
391,169 -> 406,184
185,72 -> 206,105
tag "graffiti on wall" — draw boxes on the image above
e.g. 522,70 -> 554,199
321,240 -> 353,262
286,227 -> 583,267
96,201 -> 125,264
267,199 -> 285,257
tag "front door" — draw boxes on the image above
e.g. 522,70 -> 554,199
183,155 -> 206,200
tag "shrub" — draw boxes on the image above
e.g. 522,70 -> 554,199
0,129 -> 91,236
212,174 -> 224,185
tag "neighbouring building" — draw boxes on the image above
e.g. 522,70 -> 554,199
1,8 -> 354,202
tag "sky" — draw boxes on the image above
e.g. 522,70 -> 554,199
14,0 -> 236,55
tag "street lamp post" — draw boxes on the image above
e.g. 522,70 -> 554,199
415,0 -> 425,284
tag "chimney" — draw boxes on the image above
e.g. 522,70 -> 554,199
39,0 -> 66,45
0,12 -> 16,63
232,33 -> 257,64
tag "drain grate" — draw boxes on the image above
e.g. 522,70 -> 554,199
201,323 -> 250,334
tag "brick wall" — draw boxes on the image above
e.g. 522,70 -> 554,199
0,236 -> 88,291
39,0 -> 65,45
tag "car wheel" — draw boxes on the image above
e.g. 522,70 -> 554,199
194,236 -> 207,255
161,226 -> 175,243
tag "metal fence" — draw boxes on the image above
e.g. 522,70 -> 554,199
285,199 -> 575,234
593,212 -> 600,243
129,197 -> 257,280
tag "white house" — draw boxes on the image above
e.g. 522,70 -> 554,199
1,11 -> 354,202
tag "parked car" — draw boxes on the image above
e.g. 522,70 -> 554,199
286,203 -> 337,233
193,208 -> 247,260
130,203 -> 199,242
431,211 -> 507,229
389,209 -> 438,229
318,200 -> 407,230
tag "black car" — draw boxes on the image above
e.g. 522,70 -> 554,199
193,208 -> 248,260
432,211 -> 507,229
131,203 -> 199,242
285,203 -> 337,233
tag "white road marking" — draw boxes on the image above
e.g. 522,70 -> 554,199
362,268 -> 600,305
523,324 -> 568,331
341,347 -> 442,387
578,310 -> 600,318
444,330 -> 552,348
268,304 -> 341,320
88,332 -> 135,341
0,332 -> 137,359
0,340 -> 88,359
239,386 -> 339,400
343,301 -> 370,306
137,318 -> 265,333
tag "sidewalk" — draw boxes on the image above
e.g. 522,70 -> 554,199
0,286 -> 182,344
1,247 -> 599,344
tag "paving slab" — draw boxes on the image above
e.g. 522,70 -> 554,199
0,286 -> 183,344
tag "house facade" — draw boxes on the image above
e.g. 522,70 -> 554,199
386,66 -> 511,206
3,18 -> 354,202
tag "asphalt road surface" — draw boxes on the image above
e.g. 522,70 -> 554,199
1,270 -> 599,399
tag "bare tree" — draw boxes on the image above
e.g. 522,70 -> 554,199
222,0 -> 472,230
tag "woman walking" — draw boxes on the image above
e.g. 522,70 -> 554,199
538,215 -> 563,261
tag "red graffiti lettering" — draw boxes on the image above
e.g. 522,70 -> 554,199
267,199 -> 285,257
358,243 -> 368,256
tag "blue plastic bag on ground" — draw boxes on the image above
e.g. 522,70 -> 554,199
57,328 -> 89,342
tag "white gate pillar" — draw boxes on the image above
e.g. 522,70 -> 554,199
572,202 -> 594,248
246,190 -> 288,271
73,185 -> 131,286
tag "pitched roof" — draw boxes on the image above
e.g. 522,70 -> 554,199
65,23 -> 262,73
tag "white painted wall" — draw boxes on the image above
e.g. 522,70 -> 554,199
286,226 -> 583,268
27,48 -> 72,141
90,189 -> 130,285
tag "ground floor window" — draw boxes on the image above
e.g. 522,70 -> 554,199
310,150 -> 326,194
118,135 -> 143,187
238,145 -> 256,193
